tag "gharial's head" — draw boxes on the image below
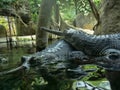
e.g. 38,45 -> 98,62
96,49 -> 120,71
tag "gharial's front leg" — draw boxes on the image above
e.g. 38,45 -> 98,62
95,49 -> 120,71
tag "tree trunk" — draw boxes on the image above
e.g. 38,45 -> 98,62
36,0 -> 56,51
94,0 -> 120,35
94,0 -> 120,90
54,3 -> 60,24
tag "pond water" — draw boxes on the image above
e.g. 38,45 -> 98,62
0,46 -> 36,90
0,39 -> 56,70
0,47 -> 34,70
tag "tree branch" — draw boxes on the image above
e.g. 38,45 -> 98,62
0,8 -> 28,27
87,0 -> 100,30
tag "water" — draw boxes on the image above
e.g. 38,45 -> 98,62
0,40 -> 57,90
0,39 -> 56,71
0,47 -> 37,90
0,47 -> 35,71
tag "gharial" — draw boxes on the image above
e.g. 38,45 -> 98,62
41,27 -> 120,71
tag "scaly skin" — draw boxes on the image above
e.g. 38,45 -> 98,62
41,27 -> 120,56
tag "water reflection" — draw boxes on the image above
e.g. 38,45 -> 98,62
0,40 -> 56,70
0,47 -> 33,71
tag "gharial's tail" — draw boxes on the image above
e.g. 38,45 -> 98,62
40,27 -> 64,36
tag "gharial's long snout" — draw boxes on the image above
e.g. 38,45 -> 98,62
40,27 -> 64,36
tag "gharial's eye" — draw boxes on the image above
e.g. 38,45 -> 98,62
108,54 -> 120,60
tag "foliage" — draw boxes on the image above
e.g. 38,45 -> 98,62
31,77 -> 47,90
0,0 -> 28,10
29,0 -> 42,23
0,0 -> 101,23
0,68 -> 44,90
76,0 -> 101,14
0,0 -> 15,8
58,0 -> 76,23
81,65 -> 105,81
60,7 -> 75,23
58,0 -> 101,23
94,0 -> 101,6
